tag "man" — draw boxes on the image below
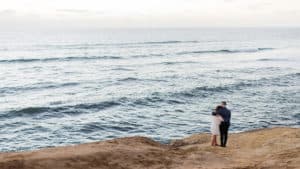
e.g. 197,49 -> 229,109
217,101 -> 231,147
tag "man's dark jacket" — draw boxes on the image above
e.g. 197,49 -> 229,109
218,107 -> 231,123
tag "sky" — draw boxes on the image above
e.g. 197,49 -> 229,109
0,0 -> 299,30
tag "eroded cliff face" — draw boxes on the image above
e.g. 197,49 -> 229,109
0,127 -> 299,169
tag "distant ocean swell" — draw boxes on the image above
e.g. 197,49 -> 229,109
5,40 -> 200,51
177,48 -> 273,55
0,47 -> 274,64
1,72 -> 298,120
0,56 -> 122,63
34,40 -> 200,49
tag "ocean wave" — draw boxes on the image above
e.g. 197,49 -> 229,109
1,72 -> 297,120
0,56 -> 122,64
142,40 -> 198,44
131,54 -> 165,58
256,58 -> 289,62
1,76 -> 167,96
0,53 -> 168,64
172,73 -> 299,99
174,86 -> 230,98
0,95 -> 182,119
78,122 -> 137,134
0,100 -> 121,119
111,67 -> 134,71
177,48 -> 274,55
118,77 -> 139,82
117,77 -> 168,83
159,61 -> 198,65
36,40 -> 199,49
0,82 -> 80,95
177,81 -> 261,98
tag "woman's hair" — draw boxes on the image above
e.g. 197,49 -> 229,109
212,105 -> 223,116
216,105 -> 223,111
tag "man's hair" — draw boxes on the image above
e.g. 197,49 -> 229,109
221,101 -> 227,106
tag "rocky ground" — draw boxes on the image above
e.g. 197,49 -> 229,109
0,127 -> 299,169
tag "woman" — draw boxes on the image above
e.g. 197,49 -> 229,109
211,105 -> 224,146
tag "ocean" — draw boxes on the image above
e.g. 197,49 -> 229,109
0,28 -> 299,152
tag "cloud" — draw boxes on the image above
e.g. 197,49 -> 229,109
56,9 -> 90,13
55,9 -> 106,16
0,9 -> 16,16
247,2 -> 272,11
0,0 -> 299,29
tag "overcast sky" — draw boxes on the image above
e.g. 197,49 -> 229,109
0,0 -> 299,30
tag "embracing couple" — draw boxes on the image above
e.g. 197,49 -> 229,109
211,101 -> 231,147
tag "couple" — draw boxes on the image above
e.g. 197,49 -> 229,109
211,101 -> 231,147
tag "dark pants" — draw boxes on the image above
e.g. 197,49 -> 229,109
219,122 -> 230,147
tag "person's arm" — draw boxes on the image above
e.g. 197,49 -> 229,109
217,115 -> 224,122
